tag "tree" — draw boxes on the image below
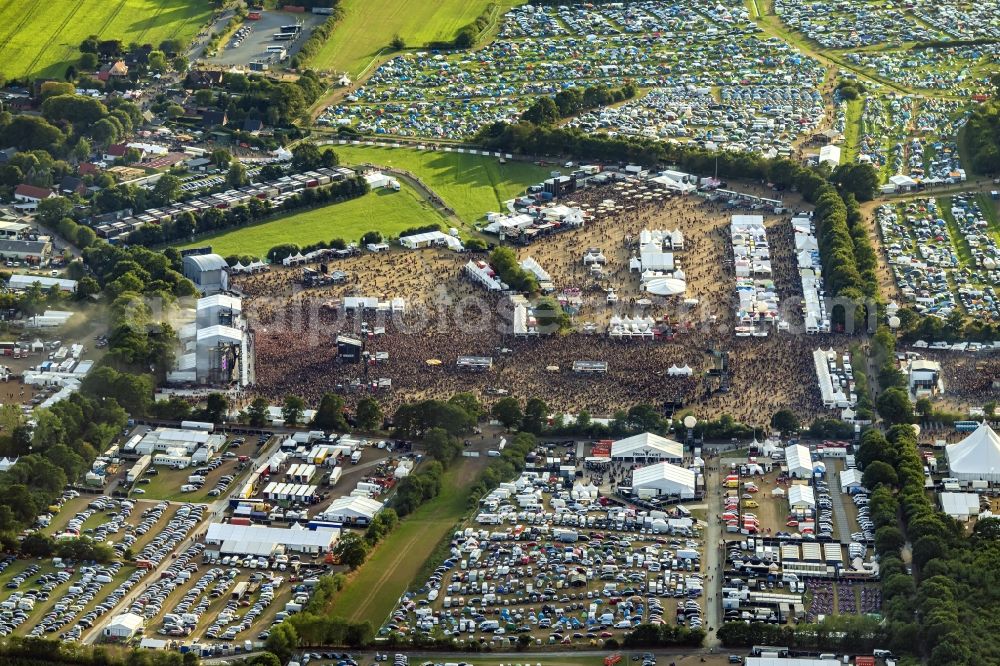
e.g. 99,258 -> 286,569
260,164 -> 284,181
172,56 -> 188,72
226,161 -> 249,187
147,50 -> 168,73
521,97 -> 560,125
333,532 -> 370,570
770,408 -> 800,434
862,460 -> 899,489
915,397 -> 933,418
312,393 -> 348,431
247,397 -> 270,427
78,52 -> 99,70
20,532 -> 54,557
282,395 -> 306,426
875,525 -> 906,555
447,392 -> 482,421
36,197 -> 73,226
291,142 -> 323,171
533,296 -> 570,333
152,174 -> 181,205
522,398 -> 548,434
390,34 -> 405,50
424,427 -> 461,465
210,148 -> 231,167
356,398 -> 382,431
492,397 -> 523,430
204,393 -> 229,423
877,387 -> 915,426
265,622 -> 298,662
122,147 -> 142,165
74,226 -> 96,249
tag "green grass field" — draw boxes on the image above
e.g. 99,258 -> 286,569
178,182 -> 446,258
329,461 -> 477,626
310,0 -> 505,75
841,98 -> 864,165
0,0 -> 213,79
331,145 -> 550,223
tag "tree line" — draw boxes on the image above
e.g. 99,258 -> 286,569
854,424 -> 1000,665
127,174 -> 369,248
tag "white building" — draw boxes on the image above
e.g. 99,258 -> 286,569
610,432 -> 683,463
135,428 -> 226,456
818,145 -> 841,166
182,254 -> 229,294
399,230 -> 463,251
784,444 -> 813,478
907,359 -> 942,397
104,612 -> 144,640
631,462 -> 696,497
205,522 -> 339,556
8,274 -> 78,293
320,496 -> 384,525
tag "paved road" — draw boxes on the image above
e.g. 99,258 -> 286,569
703,460 -> 723,649
827,463 -> 853,542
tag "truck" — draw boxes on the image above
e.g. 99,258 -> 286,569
181,420 -> 214,432
350,450 -> 362,465
326,466 -> 342,486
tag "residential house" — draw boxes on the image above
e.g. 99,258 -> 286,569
242,117 -> 264,134
59,176 -> 87,196
187,70 -> 224,88
202,109 -> 228,129
13,184 -> 56,211
97,60 -> 129,82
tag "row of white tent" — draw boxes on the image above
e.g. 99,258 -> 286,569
792,215 -> 831,334
230,260 -> 270,273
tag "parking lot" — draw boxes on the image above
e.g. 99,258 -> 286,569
380,461 -> 708,649
205,11 -> 324,69
0,492 -> 205,641
877,193 -> 999,325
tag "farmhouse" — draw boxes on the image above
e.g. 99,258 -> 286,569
610,432 -> 683,463
205,522 -> 339,556
13,184 -> 55,211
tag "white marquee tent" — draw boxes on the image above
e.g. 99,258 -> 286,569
631,462 -> 696,497
946,423 -> 1000,482
611,432 -> 683,462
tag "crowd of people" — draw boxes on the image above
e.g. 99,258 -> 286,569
233,182 -> 851,424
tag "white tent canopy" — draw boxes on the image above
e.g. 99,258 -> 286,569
611,432 -> 683,462
946,423 -> 1000,482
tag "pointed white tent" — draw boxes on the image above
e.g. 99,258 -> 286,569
946,423 -> 1000,482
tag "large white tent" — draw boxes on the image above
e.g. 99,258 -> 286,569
645,277 -> 686,296
631,462 -> 696,497
611,432 -> 683,462
946,423 -> 1000,482
785,444 -> 813,478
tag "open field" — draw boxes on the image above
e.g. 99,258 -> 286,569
329,459 -> 479,625
0,0 -> 213,79
309,0 -> 505,76
178,182 -> 446,258
329,145 -> 551,223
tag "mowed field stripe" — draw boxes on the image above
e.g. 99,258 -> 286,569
22,1 -> 86,77
0,2 -> 39,53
